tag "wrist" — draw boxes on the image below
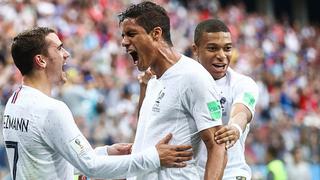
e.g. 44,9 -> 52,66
139,81 -> 148,86
230,123 -> 243,137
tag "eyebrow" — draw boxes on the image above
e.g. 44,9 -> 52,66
57,43 -> 63,49
123,29 -> 134,34
206,43 -> 232,46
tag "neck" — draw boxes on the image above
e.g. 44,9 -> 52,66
152,44 -> 181,78
23,71 -> 52,96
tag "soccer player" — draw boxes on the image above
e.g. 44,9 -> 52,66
192,19 -> 259,179
2,27 -> 194,180
119,1 -> 227,179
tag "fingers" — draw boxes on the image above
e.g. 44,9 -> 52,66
174,145 -> 192,151
157,133 -> 173,145
214,126 -> 228,136
157,142 -> 193,168
225,140 -> 236,149
145,68 -> 154,76
165,156 -> 193,167
175,150 -> 193,157
78,175 -> 87,180
216,134 -> 236,144
117,144 -> 132,152
108,143 -> 133,155
170,162 -> 187,168
114,143 -> 131,150
165,154 -> 193,168
138,68 -> 154,84
175,155 -> 193,162
215,125 -> 239,144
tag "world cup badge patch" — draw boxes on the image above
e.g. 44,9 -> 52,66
70,135 -> 89,156
207,100 -> 222,120
243,92 -> 256,109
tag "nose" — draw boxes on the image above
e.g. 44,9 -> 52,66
121,36 -> 130,48
63,47 -> 70,59
216,49 -> 226,59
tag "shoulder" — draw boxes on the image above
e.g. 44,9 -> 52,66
228,68 -> 258,89
44,96 -> 70,114
180,55 -> 214,81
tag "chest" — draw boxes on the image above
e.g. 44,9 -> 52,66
216,84 -> 233,123
143,81 -> 183,118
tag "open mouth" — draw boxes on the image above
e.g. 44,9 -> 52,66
62,63 -> 67,72
212,64 -> 226,69
129,51 -> 139,65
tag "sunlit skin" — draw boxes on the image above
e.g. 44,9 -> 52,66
23,33 -> 70,96
120,18 -> 180,78
44,33 -> 70,85
192,30 -> 255,153
120,18 -> 157,71
193,32 -> 232,80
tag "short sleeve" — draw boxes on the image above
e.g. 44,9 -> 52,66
232,77 -> 259,118
181,72 -> 222,132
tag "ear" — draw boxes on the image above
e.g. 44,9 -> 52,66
192,44 -> 199,61
34,55 -> 46,68
151,27 -> 162,41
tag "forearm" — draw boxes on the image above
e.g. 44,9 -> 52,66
204,142 -> 227,180
201,127 -> 227,179
77,146 -> 159,179
229,104 -> 252,132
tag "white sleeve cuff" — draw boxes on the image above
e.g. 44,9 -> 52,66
145,146 -> 160,168
94,146 -> 109,156
230,123 -> 243,137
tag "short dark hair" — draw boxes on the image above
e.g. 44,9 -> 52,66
267,145 -> 279,158
11,27 -> 55,75
194,19 -> 230,46
118,1 -> 173,46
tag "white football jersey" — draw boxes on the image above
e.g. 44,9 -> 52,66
198,68 -> 259,179
129,55 -> 223,180
2,85 -> 160,180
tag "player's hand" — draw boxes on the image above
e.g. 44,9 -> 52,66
214,124 -> 240,149
78,175 -> 87,180
138,68 -> 154,85
107,143 -> 132,155
155,133 -> 193,168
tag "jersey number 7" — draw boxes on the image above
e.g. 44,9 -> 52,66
5,141 -> 18,180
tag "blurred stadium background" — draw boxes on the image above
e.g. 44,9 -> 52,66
0,0 -> 319,179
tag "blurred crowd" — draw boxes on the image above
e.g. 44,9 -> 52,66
0,0 -> 319,179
